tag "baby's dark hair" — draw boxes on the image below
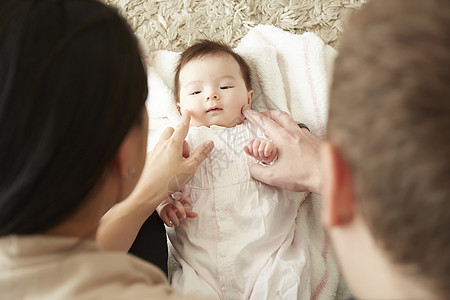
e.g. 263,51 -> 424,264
174,40 -> 252,101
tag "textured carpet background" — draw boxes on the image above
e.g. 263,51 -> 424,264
101,0 -> 366,53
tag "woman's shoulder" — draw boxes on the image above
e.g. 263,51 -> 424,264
59,249 -> 206,299
0,235 -> 205,299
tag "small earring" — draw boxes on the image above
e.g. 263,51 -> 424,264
127,166 -> 136,179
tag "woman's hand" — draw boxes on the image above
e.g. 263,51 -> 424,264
136,110 -> 214,205
97,111 -> 213,251
243,108 -> 321,193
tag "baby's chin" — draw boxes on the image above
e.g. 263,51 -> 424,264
191,116 -> 245,128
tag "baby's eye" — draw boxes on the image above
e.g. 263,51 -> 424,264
220,86 -> 233,90
190,91 -> 202,95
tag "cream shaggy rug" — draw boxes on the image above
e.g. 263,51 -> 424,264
101,0 -> 366,52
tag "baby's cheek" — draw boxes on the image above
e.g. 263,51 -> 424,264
180,102 -> 199,116
188,111 -> 205,127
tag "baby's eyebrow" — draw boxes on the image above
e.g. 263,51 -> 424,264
182,80 -> 203,89
182,76 -> 237,89
217,75 -> 237,81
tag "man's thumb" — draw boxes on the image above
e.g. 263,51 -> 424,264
249,164 -> 275,186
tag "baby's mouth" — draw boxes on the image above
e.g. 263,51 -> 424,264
207,107 -> 223,113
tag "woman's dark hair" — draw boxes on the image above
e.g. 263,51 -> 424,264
0,0 -> 148,235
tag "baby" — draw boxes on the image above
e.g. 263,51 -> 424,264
156,40 -> 309,299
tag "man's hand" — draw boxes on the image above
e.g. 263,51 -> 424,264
243,109 -> 321,193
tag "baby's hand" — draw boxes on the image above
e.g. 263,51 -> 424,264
156,192 -> 198,227
244,138 -> 278,164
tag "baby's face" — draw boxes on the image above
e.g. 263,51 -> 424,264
178,53 -> 253,127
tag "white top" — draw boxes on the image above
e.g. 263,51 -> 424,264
0,235 -> 210,300
167,121 -> 310,300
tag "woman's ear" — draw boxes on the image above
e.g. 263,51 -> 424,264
247,90 -> 254,106
321,142 -> 356,228
112,136 -> 133,180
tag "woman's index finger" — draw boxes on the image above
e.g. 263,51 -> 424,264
171,110 -> 191,146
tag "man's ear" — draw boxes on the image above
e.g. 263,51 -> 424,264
321,142 -> 356,228
247,90 -> 254,106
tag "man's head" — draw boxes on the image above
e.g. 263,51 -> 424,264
174,40 -> 253,127
324,0 -> 450,298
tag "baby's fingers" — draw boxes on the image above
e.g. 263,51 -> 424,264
264,142 -> 274,157
244,145 -> 259,161
262,151 -> 277,164
160,214 -> 173,227
245,140 -> 254,154
168,208 -> 180,226
180,196 -> 194,207
244,139 -> 254,155
258,141 -> 267,159
185,210 -> 198,219
174,203 -> 187,219
244,146 -> 250,156
252,139 -> 261,158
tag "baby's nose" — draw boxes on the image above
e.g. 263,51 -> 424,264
206,94 -> 220,101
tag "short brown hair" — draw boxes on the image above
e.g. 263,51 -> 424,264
174,39 -> 252,101
328,0 -> 450,297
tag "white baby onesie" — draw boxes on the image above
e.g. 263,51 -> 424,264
167,120 -> 310,300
